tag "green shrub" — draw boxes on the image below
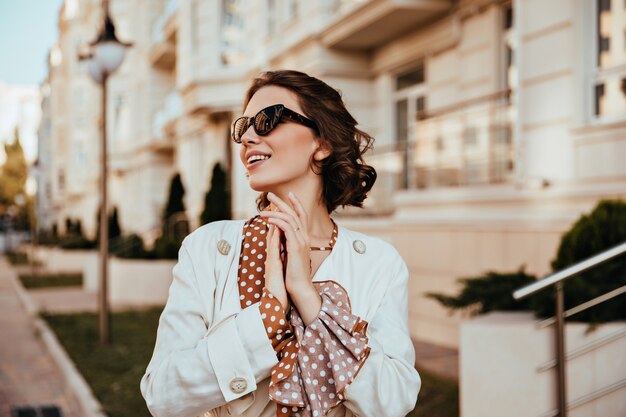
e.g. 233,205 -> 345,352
111,234 -> 155,259
95,206 -> 123,243
7,250 -> 29,265
426,269 -> 537,315
153,235 -> 180,260
428,199 -> 626,323
150,173 -> 189,260
200,163 -> 231,226
532,200 -> 626,322
58,235 -> 97,250
20,273 -> 83,289
39,230 -> 60,245
53,216 -> 96,250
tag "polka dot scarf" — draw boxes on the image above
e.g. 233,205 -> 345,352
238,216 -> 371,417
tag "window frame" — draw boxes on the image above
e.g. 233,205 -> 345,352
392,61 -> 428,189
590,0 -> 626,124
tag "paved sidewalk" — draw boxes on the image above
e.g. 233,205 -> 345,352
413,339 -> 459,381
0,257 -> 81,417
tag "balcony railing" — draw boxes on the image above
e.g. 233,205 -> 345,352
513,241 -> 626,417
322,0 -> 452,49
369,90 -> 515,191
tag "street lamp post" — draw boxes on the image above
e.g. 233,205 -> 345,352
80,0 -> 131,345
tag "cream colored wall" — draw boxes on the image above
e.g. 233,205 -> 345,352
341,179 -> 626,347
518,0 -> 577,182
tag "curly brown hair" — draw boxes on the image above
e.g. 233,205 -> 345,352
243,70 -> 377,213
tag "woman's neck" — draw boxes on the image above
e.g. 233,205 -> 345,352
268,188 -> 333,240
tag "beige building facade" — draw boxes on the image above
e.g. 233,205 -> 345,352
39,0 -> 626,348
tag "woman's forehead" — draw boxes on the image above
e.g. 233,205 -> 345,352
245,86 -> 302,116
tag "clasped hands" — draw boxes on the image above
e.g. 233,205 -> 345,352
259,192 -> 322,326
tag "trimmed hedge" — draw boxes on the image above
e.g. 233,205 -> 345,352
428,199 -> 626,323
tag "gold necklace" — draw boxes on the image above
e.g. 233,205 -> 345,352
309,219 -> 338,251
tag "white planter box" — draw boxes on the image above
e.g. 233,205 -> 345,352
109,258 -> 176,307
461,312 -> 626,417
33,246 -> 175,307
33,247 -> 100,292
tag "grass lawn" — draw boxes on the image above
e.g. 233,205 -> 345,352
43,308 -> 162,417
7,250 -> 30,265
44,309 -> 459,417
20,273 -> 83,289
408,370 -> 459,417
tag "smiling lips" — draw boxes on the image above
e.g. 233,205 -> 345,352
246,153 -> 271,169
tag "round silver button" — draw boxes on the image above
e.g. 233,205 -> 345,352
229,376 -> 248,394
217,239 -> 231,255
353,240 -> 366,254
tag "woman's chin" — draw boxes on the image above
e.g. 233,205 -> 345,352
247,176 -> 272,192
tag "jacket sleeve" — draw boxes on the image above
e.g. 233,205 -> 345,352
341,253 -> 421,417
140,240 -> 278,417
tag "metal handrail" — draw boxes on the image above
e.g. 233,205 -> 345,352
536,328 -> 626,373
537,284 -> 626,328
511,240 -> 626,417
513,241 -> 626,300
539,378 -> 626,417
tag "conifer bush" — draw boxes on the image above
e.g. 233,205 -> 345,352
428,199 -> 626,323
200,163 -> 231,226
152,173 -> 189,259
531,200 -> 626,322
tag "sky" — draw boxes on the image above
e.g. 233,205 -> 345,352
0,0 -> 63,171
0,0 -> 64,86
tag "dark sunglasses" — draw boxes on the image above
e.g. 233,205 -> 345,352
231,104 -> 318,143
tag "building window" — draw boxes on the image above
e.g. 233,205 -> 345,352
593,0 -> 626,120
58,169 -> 65,192
501,3 -> 517,94
595,83 -> 606,116
600,0 -> 611,11
464,127 -> 478,146
406,5 -> 516,190
267,0 -> 276,36
416,96 -> 427,120
393,62 -> 427,189
221,0 -> 245,66
286,0 -> 298,21
396,63 -> 425,90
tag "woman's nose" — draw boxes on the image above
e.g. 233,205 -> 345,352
242,129 -> 260,146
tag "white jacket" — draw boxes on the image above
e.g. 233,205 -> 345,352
140,219 -> 420,417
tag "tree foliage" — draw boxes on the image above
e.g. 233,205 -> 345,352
532,199 -> 626,322
153,173 -> 189,259
0,129 -> 31,231
95,205 -> 123,242
200,163 -> 231,226
0,129 -> 28,209
426,269 -> 537,315
162,173 -> 186,225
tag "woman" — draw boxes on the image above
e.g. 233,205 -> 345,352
140,70 -> 420,417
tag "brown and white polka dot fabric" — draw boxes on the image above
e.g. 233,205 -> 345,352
237,215 -> 370,417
